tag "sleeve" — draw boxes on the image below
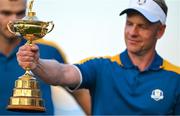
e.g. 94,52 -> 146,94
66,65 -> 83,92
74,58 -> 101,89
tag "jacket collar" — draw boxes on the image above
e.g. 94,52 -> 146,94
0,39 -> 26,59
120,49 -> 163,71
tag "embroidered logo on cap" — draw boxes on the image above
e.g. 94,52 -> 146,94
151,89 -> 164,101
137,0 -> 146,5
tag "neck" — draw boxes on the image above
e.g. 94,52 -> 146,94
0,36 -> 21,56
128,50 -> 156,71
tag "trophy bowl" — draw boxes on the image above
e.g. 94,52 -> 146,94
7,20 -> 54,42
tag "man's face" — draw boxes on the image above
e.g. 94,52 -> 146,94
124,12 -> 165,56
0,0 -> 26,40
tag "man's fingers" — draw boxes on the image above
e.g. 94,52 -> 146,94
17,44 -> 40,70
30,44 -> 39,52
19,44 -> 39,52
16,50 -> 35,57
17,56 -> 34,62
19,44 -> 31,51
18,61 -> 35,70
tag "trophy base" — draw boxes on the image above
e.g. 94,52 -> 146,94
7,73 -> 46,112
7,97 -> 46,112
7,105 -> 45,112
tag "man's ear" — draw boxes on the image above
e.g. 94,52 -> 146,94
156,24 -> 166,39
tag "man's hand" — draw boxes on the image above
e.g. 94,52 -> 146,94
16,44 -> 40,70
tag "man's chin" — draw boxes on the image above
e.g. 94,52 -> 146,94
5,36 -> 20,43
127,47 -> 142,55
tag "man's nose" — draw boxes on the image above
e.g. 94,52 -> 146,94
129,26 -> 139,36
9,14 -> 19,21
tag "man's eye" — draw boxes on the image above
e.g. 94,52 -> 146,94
16,11 -> 26,18
126,22 -> 133,26
1,11 -> 12,16
139,25 -> 148,29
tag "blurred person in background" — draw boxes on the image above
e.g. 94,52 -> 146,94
0,0 -> 90,115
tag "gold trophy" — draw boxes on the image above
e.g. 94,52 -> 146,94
6,0 -> 54,112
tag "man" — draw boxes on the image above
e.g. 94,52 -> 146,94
17,0 -> 180,115
0,0 -> 89,115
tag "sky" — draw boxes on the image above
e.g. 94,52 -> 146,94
31,0 -> 180,65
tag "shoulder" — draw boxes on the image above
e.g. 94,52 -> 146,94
161,60 -> 180,74
78,54 -> 122,65
34,39 -> 67,63
34,39 -> 61,49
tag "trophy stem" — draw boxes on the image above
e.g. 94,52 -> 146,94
26,40 -> 32,45
24,38 -> 33,78
25,68 -> 33,77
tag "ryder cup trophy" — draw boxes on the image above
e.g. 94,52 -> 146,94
6,0 -> 54,112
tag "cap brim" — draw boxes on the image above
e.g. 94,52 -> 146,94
120,8 -> 160,23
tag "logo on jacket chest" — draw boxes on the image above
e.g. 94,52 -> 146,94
151,89 -> 164,101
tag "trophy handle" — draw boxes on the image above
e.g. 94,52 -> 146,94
7,21 -> 21,36
46,21 -> 54,33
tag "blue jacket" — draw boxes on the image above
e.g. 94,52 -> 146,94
75,50 -> 180,115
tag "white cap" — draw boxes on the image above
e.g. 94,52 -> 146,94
120,0 -> 167,25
